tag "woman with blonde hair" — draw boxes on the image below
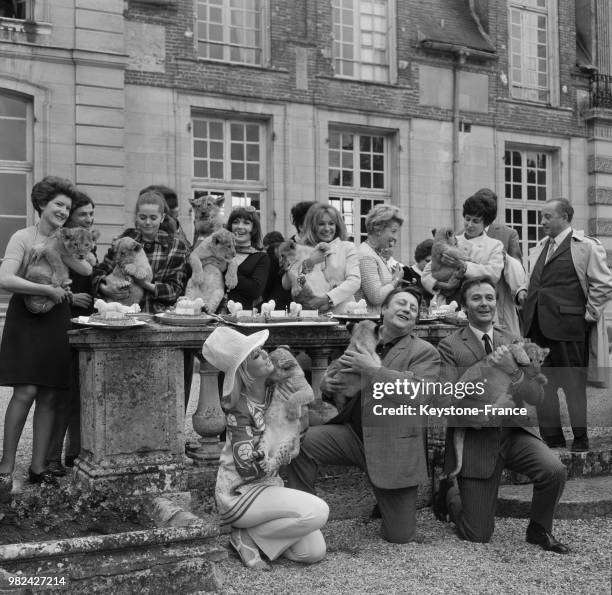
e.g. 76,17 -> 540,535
356,204 -> 405,314
203,327 -> 329,570
293,203 -> 360,313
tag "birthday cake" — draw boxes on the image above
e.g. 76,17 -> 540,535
343,299 -> 368,315
172,297 -> 205,316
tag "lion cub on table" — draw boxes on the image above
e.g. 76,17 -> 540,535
253,347 -> 315,474
24,227 -> 98,314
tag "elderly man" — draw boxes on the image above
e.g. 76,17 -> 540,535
287,288 -> 440,543
435,277 -> 569,553
517,198 -> 612,451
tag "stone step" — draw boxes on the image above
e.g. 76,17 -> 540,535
501,435 -> 612,485
496,476 -> 612,519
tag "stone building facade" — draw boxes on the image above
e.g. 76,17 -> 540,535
1,0 -> 612,278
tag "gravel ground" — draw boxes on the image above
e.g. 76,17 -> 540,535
1,384 -> 611,594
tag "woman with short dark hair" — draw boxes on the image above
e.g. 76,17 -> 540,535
0,176 -> 90,490
225,206 -> 270,309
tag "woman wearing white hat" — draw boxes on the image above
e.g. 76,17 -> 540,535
202,327 -> 329,570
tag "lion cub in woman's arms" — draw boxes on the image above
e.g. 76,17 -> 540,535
185,228 -> 238,313
102,237 -> 153,306
253,347 -> 315,474
24,227 -> 98,314
279,239 -> 331,298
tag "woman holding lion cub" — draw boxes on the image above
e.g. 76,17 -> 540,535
203,327 -> 328,570
93,190 -> 189,313
0,176 -> 91,491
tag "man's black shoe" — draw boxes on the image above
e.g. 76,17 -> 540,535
544,437 -> 566,449
370,503 -> 381,519
526,521 -> 570,554
432,477 -> 454,522
571,437 -> 589,452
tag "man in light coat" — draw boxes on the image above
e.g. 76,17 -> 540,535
517,198 -> 612,451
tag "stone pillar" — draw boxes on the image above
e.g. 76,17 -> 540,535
307,347 -> 337,401
188,360 -> 226,464
71,330 -> 188,495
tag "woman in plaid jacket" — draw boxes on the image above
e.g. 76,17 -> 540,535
93,190 -> 189,313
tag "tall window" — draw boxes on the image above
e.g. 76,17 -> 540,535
192,116 -> 266,215
196,0 -> 266,65
328,129 -> 390,243
332,0 -> 394,83
0,91 -> 32,300
504,148 -> 552,257
508,0 -> 558,103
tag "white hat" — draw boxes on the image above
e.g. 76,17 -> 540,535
202,327 -> 269,396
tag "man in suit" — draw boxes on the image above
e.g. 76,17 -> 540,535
287,288 -> 440,543
472,187 -> 522,260
435,277 -> 569,553
517,198 -> 612,451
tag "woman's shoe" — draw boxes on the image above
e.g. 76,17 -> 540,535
229,528 -> 271,571
0,472 -> 13,501
28,467 -> 59,487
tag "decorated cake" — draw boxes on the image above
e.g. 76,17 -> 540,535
226,300 -> 330,324
343,299 -> 368,315
173,297 -> 205,316
90,299 -> 141,325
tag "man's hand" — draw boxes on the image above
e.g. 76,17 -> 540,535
300,294 -> 331,313
99,278 -> 130,302
489,345 -> 520,377
338,343 -> 381,372
516,289 -> 527,307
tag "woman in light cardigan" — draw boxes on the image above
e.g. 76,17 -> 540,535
294,204 -> 361,314
355,204 -> 405,314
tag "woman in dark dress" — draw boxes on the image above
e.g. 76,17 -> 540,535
225,206 -> 270,309
0,176 -> 89,492
45,190 -> 96,476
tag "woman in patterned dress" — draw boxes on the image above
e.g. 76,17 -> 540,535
202,327 -> 329,571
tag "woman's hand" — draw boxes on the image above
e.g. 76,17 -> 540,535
99,278 -> 130,302
72,292 -> 93,309
46,285 -> 70,304
391,264 -> 404,286
133,277 -> 155,293
338,343 -> 380,372
300,294 -> 331,312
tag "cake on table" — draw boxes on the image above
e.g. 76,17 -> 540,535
225,300 -> 330,324
89,299 -> 141,325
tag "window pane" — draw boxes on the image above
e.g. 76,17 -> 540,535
0,94 -> 27,118
0,173 -> 27,217
0,120 -> 26,160
231,163 -> 245,179
194,161 -> 208,178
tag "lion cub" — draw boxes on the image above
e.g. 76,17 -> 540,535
322,320 -> 380,412
184,228 -> 238,313
430,227 -> 467,293
279,239 -> 330,298
190,194 -> 224,240
253,347 -> 315,474
444,340 -> 549,480
24,227 -> 98,314
103,237 -> 153,306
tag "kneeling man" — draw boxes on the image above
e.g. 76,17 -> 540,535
435,277 -> 569,553
288,288 -> 440,543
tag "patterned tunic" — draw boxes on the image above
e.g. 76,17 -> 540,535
215,388 -> 282,526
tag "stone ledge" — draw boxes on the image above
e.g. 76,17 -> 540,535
496,476 -> 612,519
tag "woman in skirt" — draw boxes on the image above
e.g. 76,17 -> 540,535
0,176 -> 89,493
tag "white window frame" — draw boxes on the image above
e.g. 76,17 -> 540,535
503,146 -> 556,259
327,128 -> 392,243
0,89 -> 33,301
191,114 -> 268,221
331,0 -> 397,84
195,0 -> 270,66
508,0 -> 559,106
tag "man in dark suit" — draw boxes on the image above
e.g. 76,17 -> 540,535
517,198 -> 612,451
471,187 -> 522,260
435,277 -> 569,553
287,288 -> 440,543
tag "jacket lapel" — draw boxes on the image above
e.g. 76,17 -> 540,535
461,327 -> 484,361
545,232 -> 571,266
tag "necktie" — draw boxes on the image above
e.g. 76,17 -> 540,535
545,238 -> 556,264
482,334 -> 493,354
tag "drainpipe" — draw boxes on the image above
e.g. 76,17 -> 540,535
452,50 -> 467,229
